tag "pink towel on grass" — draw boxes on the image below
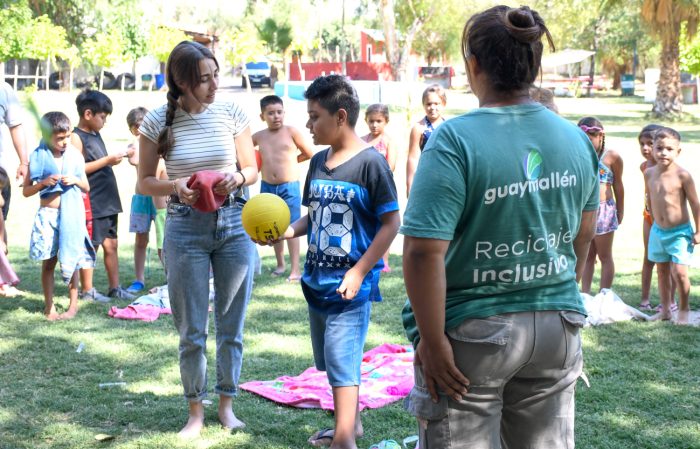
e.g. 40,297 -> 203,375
241,343 -> 414,411
107,304 -> 172,322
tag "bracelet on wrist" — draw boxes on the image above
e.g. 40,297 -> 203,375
236,170 -> 246,187
172,179 -> 178,195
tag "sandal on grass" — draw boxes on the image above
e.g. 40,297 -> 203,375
308,428 -> 334,447
638,303 -> 652,311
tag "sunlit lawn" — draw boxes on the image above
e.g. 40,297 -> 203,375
0,89 -> 698,448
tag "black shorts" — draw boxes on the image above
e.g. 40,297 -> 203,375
92,214 -> 118,246
2,182 -> 10,220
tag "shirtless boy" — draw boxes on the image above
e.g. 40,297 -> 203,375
252,95 -> 314,281
645,127 -> 700,324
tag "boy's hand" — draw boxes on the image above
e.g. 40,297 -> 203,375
108,153 -> 124,166
693,231 -> 700,245
251,225 -> 293,246
337,267 -> 363,300
41,175 -> 61,187
60,175 -> 79,186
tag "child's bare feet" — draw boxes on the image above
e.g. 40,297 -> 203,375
218,396 -> 245,430
178,402 -> 204,439
59,308 -> 78,320
674,309 -> 690,325
650,311 -> 673,321
44,305 -> 61,321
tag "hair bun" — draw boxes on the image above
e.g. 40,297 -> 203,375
504,6 -> 542,44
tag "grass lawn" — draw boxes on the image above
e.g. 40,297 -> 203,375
0,89 -> 699,448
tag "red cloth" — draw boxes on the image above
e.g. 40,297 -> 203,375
186,170 -> 226,213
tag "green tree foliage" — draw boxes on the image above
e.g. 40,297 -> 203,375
0,2 -> 34,61
221,24 -> 266,92
257,17 -> 293,55
26,0 -> 95,47
147,26 -> 190,64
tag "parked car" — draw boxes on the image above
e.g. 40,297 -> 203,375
241,61 -> 272,88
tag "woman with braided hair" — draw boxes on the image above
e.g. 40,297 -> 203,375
138,40 -> 257,438
401,5 -> 599,448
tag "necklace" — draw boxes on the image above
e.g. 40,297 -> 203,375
184,108 -> 209,133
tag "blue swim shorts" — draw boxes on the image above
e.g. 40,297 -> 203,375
129,194 -> 157,234
306,297 -> 371,387
648,222 -> 694,265
260,180 -> 301,223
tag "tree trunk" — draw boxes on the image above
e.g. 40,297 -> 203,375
380,0 -> 400,80
653,22 -> 683,117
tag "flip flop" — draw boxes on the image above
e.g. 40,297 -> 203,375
638,303 -> 652,311
286,275 -> 301,283
655,303 -> 679,312
308,428 -> 334,447
271,269 -> 285,277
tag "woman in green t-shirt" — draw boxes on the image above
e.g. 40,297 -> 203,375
401,5 -> 599,449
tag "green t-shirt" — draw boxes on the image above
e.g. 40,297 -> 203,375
401,103 -> 599,347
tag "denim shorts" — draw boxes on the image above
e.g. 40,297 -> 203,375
29,207 -> 59,260
648,222 -> 694,265
129,194 -> 157,234
308,300 -> 371,387
260,180 -> 301,222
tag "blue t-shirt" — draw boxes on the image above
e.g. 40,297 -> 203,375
301,147 -> 399,310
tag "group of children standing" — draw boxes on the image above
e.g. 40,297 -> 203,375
578,117 -> 700,325
4,89 -> 168,320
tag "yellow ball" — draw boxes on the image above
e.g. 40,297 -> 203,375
241,193 -> 291,241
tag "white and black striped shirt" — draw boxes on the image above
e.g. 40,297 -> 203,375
139,101 -> 250,179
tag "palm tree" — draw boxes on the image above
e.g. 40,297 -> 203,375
641,0 -> 700,117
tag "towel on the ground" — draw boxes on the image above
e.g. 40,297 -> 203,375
108,280 -> 216,321
29,142 -> 95,283
241,343 -> 414,411
582,289 -> 650,326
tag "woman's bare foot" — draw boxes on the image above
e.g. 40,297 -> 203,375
59,308 -> 78,320
178,401 -> 204,439
218,396 -> 245,430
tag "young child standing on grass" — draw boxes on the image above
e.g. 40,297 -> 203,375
361,103 -> 395,272
24,112 -> 95,320
263,75 -> 400,449
406,84 -> 447,195
125,107 -> 168,291
637,124 -> 677,311
578,117 -> 624,294
645,126 -> 700,325
71,89 -> 135,302
0,167 -> 20,297
252,95 -> 314,282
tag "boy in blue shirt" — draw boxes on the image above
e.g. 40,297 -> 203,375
271,75 -> 400,448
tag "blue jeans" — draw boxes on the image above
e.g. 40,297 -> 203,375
164,202 -> 255,401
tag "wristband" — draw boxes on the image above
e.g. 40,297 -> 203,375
172,179 -> 178,195
236,170 -> 246,187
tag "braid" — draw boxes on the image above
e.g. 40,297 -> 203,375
601,134 -> 606,154
157,91 -> 179,160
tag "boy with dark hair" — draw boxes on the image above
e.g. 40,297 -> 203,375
24,111 -> 95,320
70,89 -> 134,301
252,94 -> 314,281
271,75 -> 400,449
645,126 -> 700,325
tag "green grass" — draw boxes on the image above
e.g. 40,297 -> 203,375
1,91 -> 700,448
